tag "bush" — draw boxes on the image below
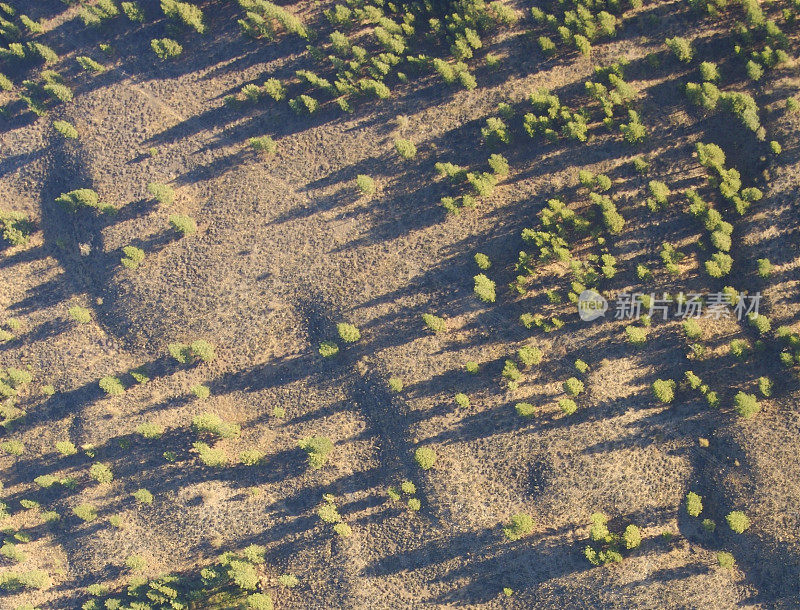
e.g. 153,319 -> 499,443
193,413 -> 240,438
414,447 -> 436,470
246,593 -> 274,610
518,346 -> 542,367
0,210 -> 32,246
474,253 -> 491,270
99,376 -> 124,396
356,174 -> 375,195
0,440 -> 23,455
133,488 -> 153,505
148,182 -> 174,204
503,513 -> 534,540
626,326 -> 648,345
756,258 -> 773,278
758,376 -> 772,398
318,341 -> 339,358
717,551 -> 735,568
248,136 -> 276,154
121,2 -> 144,22
559,398 -> 577,415
623,525 -> 642,549
298,435 -> 334,468
473,274 -> 496,303
169,214 -> 196,236
121,245 -> 145,270
746,60 -> 763,81
136,422 -> 164,439
563,377 -> 584,396
53,119 -> 78,139
162,0 -> 205,33
465,361 -> 479,374
337,322 -> 361,343
289,94 -> 318,114
56,188 -> 103,213
151,38 -> 183,60
733,391 -> 760,418
193,441 -> 228,467
515,402 -> 537,417
240,449 -> 264,466
422,313 -> 446,334
56,440 -> 77,456
89,462 -> 113,484
666,36 -> 693,62
394,138 -> 417,160
191,384 -> 211,399
686,491 -> 703,517
388,377 -> 403,392
454,393 -> 470,408
76,56 -> 105,74
725,511 -> 750,533
699,61 -> 720,82
170,339 -> 215,364
652,379 -> 676,403
73,503 -> 98,522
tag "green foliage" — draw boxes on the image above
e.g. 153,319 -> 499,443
121,1 -> 144,22
162,0 -> 205,33
136,422 -> 164,439
356,174 -> 375,195
699,61 -> 720,82
246,593 -> 274,609
394,138 -> 417,159
725,511 -> 750,533
559,398 -> 577,415
733,391 -> 760,418
76,56 -> 105,74
518,346 -> 543,367
422,313 -> 446,334
238,0 -> 308,40
0,210 -> 32,246
169,214 -> 196,236
68,306 -> 92,324
99,376 -> 124,396
626,325 -> 648,345
563,377 -> 584,396
151,38 -> 183,60
652,379 -> 676,404
147,182 -> 174,204
191,384 -> 211,399
758,376 -> 772,398
248,135 -> 276,154
240,449 -> 264,466
0,440 -> 23,455
623,524 -> 642,549
686,492 -> 703,517
120,245 -> 145,270
56,440 -> 77,456
474,253 -> 491,270
665,36 -> 693,62
515,402 -> 537,417
73,503 -> 98,522
193,412 -> 240,438
263,78 -> 285,101
503,513 -> 534,540
717,551 -> 735,568
473,273 -> 496,303
337,322 -> 361,343
318,341 -> 339,358
133,488 -> 153,505
53,119 -> 78,139
56,189 -> 105,213
298,435 -> 334,468
414,446 -> 436,470
89,462 -> 113,484
288,94 -> 318,114
0,569 -> 49,590
193,441 -> 228,467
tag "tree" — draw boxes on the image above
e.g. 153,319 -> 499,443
652,379 -> 676,403
298,435 -> 333,468
503,513 -> 534,540
665,36 -> 693,62
473,274 -> 496,302
151,38 -> 183,60
685,492 -> 703,517
733,391 -> 760,418
414,447 -> 436,470
169,214 -> 196,236
394,138 -> 417,159
337,322 -> 361,343
725,511 -> 750,533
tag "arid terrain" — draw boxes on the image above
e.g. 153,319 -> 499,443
0,0 -> 799,608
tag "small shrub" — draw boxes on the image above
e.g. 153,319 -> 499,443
89,462 -> 113,484
414,447 -> 436,470
394,138 -> 416,160
756,258 -> 773,278
515,402 -> 536,417
454,393 -> 470,408
53,119 -> 78,139
133,488 -> 153,505
73,503 -> 98,522
559,398 -> 577,415
337,322 -> 361,343
0,440 -> 23,455
68,305 -> 92,323
169,214 -> 196,236
248,136 -> 276,154
474,253 -> 491,270
298,436 -> 334,469
623,525 -> 642,549
76,56 -> 105,74
699,61 -> 720,82
465,361 -> 479,374
666,36 -> 693,62
725,511 -> 750,533
151,38 -> 183,60
717,551 -> 736,568
147,182 -> 174,204
422,313 -> 446,334
318,341 -> 339,358
758,376 -> 772,398
193,441 -> 228,467
686,492 -> 703,517
652,379 -> 676,404
733,391 -> 760,418
121,1 -> 144,22
136,422 -> 164,439
193,413 -> 240,438
563,377 -> 584,396
503,513 -> 534,540
473,274 -> 496,303
240,449 -> 264,466
518,346 -> 542,367
99,376 -> 124,396
356,175 -> 375,195
120,245 -> 145,270
55,440 -> 77,456
246,593 -> 274,610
